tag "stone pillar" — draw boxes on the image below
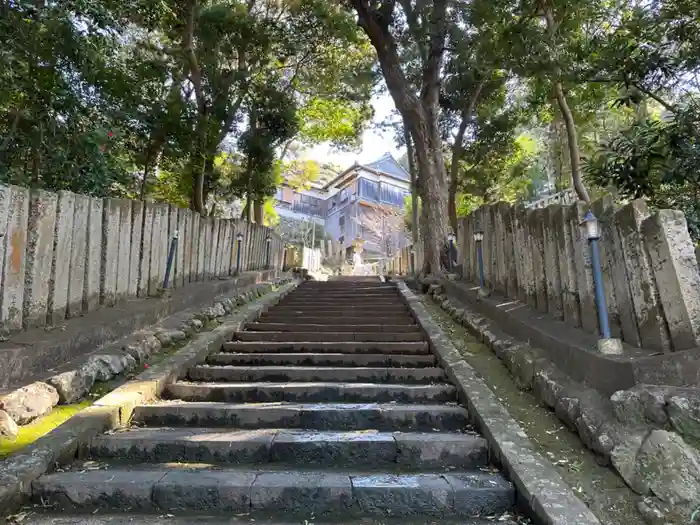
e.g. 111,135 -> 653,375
138,202 -> 154,297
85,198 -> 103,311
157,204 -> 169,287
555,204 -> 580,327
176,208 -> 187,287
48,191 -> 75,324
101,199 -> 120,306
24,190 -> 57,328
642,209 -> 700,351
494,203 -> 507,294
196,215 -> 206,281
167,205 -> 179,288
543,205 -> 563,320
115,199 -> 132,301
148,203 -> 166,296
592,198 -> 622,338
528,208 -> 548,313
615,200 -> 670,352
0,186 -> 29,331
567,201 -> 598,334
182,210 -> 194,283
129,201 -> 144,297
515,206 -> 531,304
502,207 -> 518,298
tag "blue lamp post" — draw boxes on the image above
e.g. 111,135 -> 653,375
447,232 -> 456,272
265,235 -> 272,269
580,210 -> 622,354
162,230 -> 179,290
235,232 -> 243,276
474,228 -> 489,298
410,247 -> 416,276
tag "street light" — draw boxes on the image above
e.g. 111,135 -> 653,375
410,247 -> 416,276
580,210 -> 622,355
265,235 -> 272,269
473,228 -> 488,298
235,232 -> 243,275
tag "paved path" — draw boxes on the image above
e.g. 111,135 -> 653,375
27,280 -> 517,524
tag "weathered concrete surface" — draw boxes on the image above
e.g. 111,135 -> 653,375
68,194 -> 90,318
22,516 -> 518,525
591,197 -> 622,338
1,185 -> 29,331
398,281 -> 602,525
128,201 -> 143,297
85,198 -> 103,312
642,210 -> 700,351
543,205 -> 563,320
24,190 -> 58,328
567,201 -> 598,334
101,199 -> 120,307
48,191 -> 75,325
138,202 -> 153,297
0,381 -> 59,424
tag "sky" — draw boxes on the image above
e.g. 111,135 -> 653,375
301,92 -> 405,167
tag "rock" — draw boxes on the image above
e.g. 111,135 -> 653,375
236,295 -> 246,306
188,318 -> 204,332
0,409 -> 19,439
440,299 -> 451,311
611,385 -> 673,427
220,298 -> 234,314
668,395 -> 700,443
555,395 -> 581,431
0,382 -> 59,424
611,389 -> 646,425
532,366 -> 566,409
611,432 -> 648,494
211,302 -> 226,318
46,367 -> 96,404
428,284 -> 443,296
574,391 -> 614,454
87,353 -> 136,382
123,334 -> 161,362
509,349 -> 541,391
635,430 -> 700,505
155,330 -> 187,346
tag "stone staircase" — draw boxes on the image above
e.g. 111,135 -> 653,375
29,280 -> 518,524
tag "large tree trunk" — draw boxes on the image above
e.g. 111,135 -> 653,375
403,124 -> 419,246
253,199 -> 264,224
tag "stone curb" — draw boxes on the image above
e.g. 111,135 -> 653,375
397,280 -> 602,525
423,280 -> 700,525
0,279 -> 299,518
0,274 -> 292,434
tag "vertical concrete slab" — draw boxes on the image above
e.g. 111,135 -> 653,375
642,209 -> 700,351
0,186 -> 29,331
481,205 -> 492,288
182,209 -> 193,283
48,191 -> 75,324
115,199 -> 132,301
148,203 -> 165,296
220,221 -> 232,276
24,190 -> 57,328
567,201 -> 598,334
543,205 -> 563,320
615,200 -> 670,351
527,208 -> 548,313
174,208 -> 185,287
129,201 -> 144,297
591,198 -> 622,338
67,195 -> 89,318
158,204 -> 170,288
100,199 -> 120,306
191,212 -> 201,282
501,206 -> 518,298
555,204 -> 580,327
84,198 -> 103,311
210,219 -> 221,278
166,206 -> 178,288
138,202 -> 154,297
513,206 -> 528,302
197,216 -> 207,281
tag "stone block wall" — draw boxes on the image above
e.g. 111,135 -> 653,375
458,198 -> 700,352
0,185 -> 283,333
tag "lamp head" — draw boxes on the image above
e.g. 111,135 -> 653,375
266,236 -> 272,244
580,210 -> 600,240
473,230 -> 484,242
447,232 -> 456,242
236,233 -> 243,241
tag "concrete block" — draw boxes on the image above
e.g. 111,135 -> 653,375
67,194 -> 89,318
101,198 -> 120,306
129,201 -> 144,297
502,207 -> 518,298
148,204 -> 167,295
211,219 -> 221,278
543,205 -> 563,320
197,214 -> 206,281
175,207 -> 186,287
84,197 -> 103,311
567,201 -> 598,334
643,209 -> 700,350
513,206 -> 528,303
116,199 -> 132,300
219,220 -> 231,277
555,204 -> 580,327
0,186 -> 28,331
182,209 -> 193,283
615,200 -> 670,351
591,197 -> 622,338
189,212 -> 200,282
167,205 -> 178,288
24,190 -> 57,328
138,202 -> 154,297
48,190 -> 75,324
527,208 -> 547,313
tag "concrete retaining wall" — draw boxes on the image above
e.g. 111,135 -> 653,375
458,199 -> 700,352
0,184 -> 283,334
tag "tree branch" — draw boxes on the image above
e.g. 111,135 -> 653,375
420,0 -> 448,105
183,0 -> 205,114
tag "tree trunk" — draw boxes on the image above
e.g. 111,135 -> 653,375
404,124 -> 419,246
253,199 -> 264,224
141,134 -> 165,200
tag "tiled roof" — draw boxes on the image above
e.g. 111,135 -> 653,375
363,153 -> 410,181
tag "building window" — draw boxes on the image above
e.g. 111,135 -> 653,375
340,188 -> 349,202
339,215 -> 345,234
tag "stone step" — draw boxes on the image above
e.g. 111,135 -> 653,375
278,300 -> 406,307
270,306 -> 410,314
206,352 -> 436,368
234,331 -> 424,342
33,467 -> 513,517
259,315 -> 414,325
23,515 -> 519,525
167,381 -> 458,404
246,323 -> 421,333
133,402 -> 471,431
187,365 -> 446,384
89,428 -> 488,469
288,290 -> 399,297
222,341 -> 431,354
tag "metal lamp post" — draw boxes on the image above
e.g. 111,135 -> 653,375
474,229 -> 489,298
410,247 -> 416,276
580,210 -> 622,355
265,235 -> 272,269
235,232 -> 243,275
163,230 -> 179,290
447,232 -> 456,272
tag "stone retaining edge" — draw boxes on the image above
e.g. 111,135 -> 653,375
397,280 -> 601,525
0,278 -> 300,518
